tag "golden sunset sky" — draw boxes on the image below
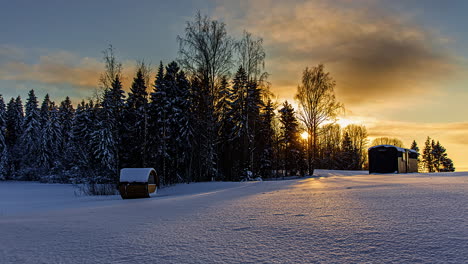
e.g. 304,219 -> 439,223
1,0 -> 467,169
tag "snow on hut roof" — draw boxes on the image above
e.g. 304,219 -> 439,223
120,168 -> 156,183
368,145 -> 418,154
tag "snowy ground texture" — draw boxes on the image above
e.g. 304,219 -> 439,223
1,170 -> 467,264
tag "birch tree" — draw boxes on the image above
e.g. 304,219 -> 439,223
295,64 -> 342,175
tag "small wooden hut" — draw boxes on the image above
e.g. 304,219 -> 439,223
368,145 -> 419,174
119,168 -> 159,199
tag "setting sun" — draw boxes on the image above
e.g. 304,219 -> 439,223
300,131 -> 309,140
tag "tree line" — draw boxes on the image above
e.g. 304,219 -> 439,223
0,13 -> 455,185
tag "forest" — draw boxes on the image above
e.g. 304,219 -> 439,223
0,13 -> 455,188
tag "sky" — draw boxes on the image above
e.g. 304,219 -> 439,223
0,0 -> 467,170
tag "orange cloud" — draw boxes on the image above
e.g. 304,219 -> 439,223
0,49 -> 138,92
215,0 -> 461,106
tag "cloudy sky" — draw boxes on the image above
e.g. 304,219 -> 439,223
1,0 -> 467,170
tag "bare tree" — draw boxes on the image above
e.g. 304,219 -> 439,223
99,45 -> 122,90
343,124 -> 368,169
371,137 -> 404,148
136,60 -> 153,89
318,123 -> 341,168
295,64 -> 343,175
236,31 -> 267,83
177,11 -> 234,96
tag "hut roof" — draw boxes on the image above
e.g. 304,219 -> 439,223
368,145 -> 418,154
120,168 -> 156,183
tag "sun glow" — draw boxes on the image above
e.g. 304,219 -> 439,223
300,131 -> 309,140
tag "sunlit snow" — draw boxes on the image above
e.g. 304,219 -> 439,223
1,170 -> 467,263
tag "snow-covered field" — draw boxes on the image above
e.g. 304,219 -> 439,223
1,170 -> 467,264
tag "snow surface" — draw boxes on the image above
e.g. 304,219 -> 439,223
1,170 -> 467,263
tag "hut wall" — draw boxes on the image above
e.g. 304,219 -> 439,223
408,158 -> 418,173
397,157 -> 406,173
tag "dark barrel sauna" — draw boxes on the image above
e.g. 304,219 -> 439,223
119,168 -> 159,199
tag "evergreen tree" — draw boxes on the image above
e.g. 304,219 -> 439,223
257,99 -> 275,178
70,101 -> 93,176
216,76 -> 235,180
39,94 -> 51,126
174,69 -> 194,182
38,95 -> 53,172
432,141 -> 450,172
229,67 -> 249,179
39,104 -> 62,176
410,140 -> 422,172
432,141 -> 445,172
278,101 -> 304,176
441,157 -> 455,172
122,69 -> 148,168
0,95 -> 8,179
59,96 -> 75,164
343,124 -> 368,169
422,137 -> 433,172
150,62 -> 174,184
148,62 -> 164,173
246,81 -> 263,176
338,132 -> 359,170
410,140 -> 419,153
5,97 -> 24,177
190,76 -> 217,181
21,90 -> 41,179
93,75 -> 125,181
148,61 -> 195,184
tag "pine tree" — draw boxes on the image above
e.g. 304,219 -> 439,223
410,140 -> 422,172
441,157 -> 455,172
93,76 -> 125,181
216,76 -> 235,180
148,62 -> 165,173
71,101 -> 93,175
421,137 -> 455,173
246,81 -> 263,176
91,114 -> 117,179
5,97 -> 24,178
278,101 -> 304,176
422,137 -> 433,172
258,99 -> 275,178
190,76 -> 217,182
21,90 -> 42,179
38,95 -> 53,172
122,69 -> 148,168
58,96 -> 75,170
229,67 -> 249,179
338,132 -> 360,170
174,69 -> 194,182
0,95 -> 8,179
39,94 -> 51,127
410,140 -> 419,153
39,103 -> 62,177
149,62 -> 174,184
432,141 -> 448,172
